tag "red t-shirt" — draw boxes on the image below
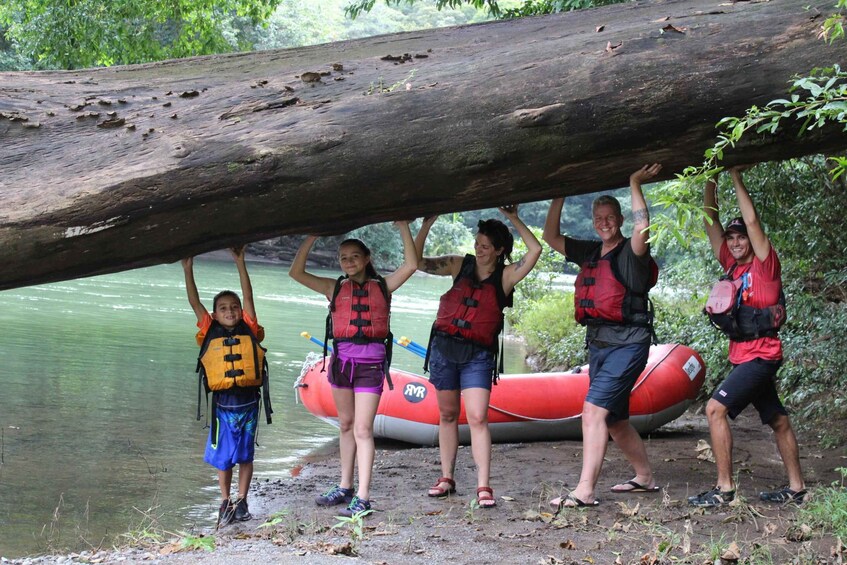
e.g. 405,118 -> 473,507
719,243 -> 783,363
195,311 -> 264,346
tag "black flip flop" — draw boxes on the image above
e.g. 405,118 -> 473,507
610,480 -> 661,493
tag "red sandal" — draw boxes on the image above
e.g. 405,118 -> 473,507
428,477 -> 456,498
476,486 -> 497,508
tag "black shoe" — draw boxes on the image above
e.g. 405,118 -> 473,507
759,486 -> 807,504
217,499 -> 236,528
233,497 -> 252,521
688,486 -> 735,508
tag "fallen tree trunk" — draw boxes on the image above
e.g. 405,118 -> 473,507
1,0 -> 845,290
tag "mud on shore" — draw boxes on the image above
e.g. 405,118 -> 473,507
10,412 -> 846,564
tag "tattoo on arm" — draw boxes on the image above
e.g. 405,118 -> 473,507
632,208 -> 649,224
514,257 -> 526,270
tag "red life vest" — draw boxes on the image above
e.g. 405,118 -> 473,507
573,240 -> 657,328
328,277 -> 390,343
433,255 -> 512,350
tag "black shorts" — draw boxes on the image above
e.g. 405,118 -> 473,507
711,358 -> 787,424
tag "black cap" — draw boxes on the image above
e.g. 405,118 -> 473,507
723,217 -> 748,237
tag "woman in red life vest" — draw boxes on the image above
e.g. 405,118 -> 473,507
289,221 -> 418,517
415,206 -> 541,508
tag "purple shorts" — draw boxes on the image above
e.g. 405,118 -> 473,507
329,342 -> 386,395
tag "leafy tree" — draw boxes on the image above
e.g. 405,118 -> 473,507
344,0 -> 628,19
252,0 -> 491,51
0,0 -> 281,69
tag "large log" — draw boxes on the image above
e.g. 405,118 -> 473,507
1,0 -> 845,290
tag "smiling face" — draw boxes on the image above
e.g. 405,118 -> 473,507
725,232 -> 753,264
592,203 -> 624,245
338,242 -> 371,280
213,293 -> 243,329
474,233 -> 504,268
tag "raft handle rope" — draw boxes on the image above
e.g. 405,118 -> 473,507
485,344 -> 679,422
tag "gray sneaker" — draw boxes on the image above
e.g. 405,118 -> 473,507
315,485 -> 354,507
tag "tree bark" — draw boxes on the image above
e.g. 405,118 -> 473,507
0,0 -> 845,289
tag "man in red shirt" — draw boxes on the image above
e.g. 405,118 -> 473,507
690,165 -> 806,507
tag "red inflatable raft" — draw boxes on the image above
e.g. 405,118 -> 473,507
295,343 -> 706,445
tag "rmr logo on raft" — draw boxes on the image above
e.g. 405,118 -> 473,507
403,383 -> 427,403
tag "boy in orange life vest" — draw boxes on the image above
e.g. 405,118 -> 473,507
689,165 -> 806,507
543,164 -> 662,509
289,221 -> 418,517
182,246 -> 265,527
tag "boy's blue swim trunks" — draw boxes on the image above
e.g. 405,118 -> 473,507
204,393 -> 259,471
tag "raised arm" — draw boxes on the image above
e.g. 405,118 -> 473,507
500,205 -> 542,294
288,236 -> 336,299
730,165 -> 770,261
542,197 -> 567,256
415,215 -> 463,277
703,175 -> 725,259
628,163 -> 661,257
230,246 -> 256,320
181,256 -> 208,323
383,220 -> 419,292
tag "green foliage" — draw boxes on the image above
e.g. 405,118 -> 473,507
820,0 -> 847,44
500,0 -> 626,18
332,509 -> 372,549
345,0 -> 628,19
257,510 -> 289,528
797,467 -> 847,542
415,215 -> 475,257
179,532 -> 215,552
0,0 -> 281,69
253,0 -> 491,52
347,0 -> 498,19
510,293 -> 587,370
508,226 -> 563,321
348,222 -> 408,270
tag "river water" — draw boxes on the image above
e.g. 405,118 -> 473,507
0,258 -> 528,557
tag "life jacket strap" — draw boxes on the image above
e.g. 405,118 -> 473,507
351,318 -> 372,327
352,304 -> 370,312
462,297 -> 479,307
583,277 -> 596,286
223,337 -> 240,346
452,318 -> 471,329
384,332 -> 394,391
225,368 -> 245,378
224,353 -> 242,362
352,288 -> 369,297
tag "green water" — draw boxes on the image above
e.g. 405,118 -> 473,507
0,259 -> 528,557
